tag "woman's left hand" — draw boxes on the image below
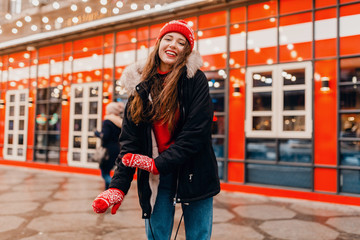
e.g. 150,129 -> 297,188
122,153 -> 159,175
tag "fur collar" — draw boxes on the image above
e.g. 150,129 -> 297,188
119,50 -> 203,95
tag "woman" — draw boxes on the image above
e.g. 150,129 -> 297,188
94,101 -> 124,190
92,20 -> 220,240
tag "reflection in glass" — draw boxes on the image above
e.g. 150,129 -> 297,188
7,148 -> 13,155
49,103 -> 61,115
48,150 -> 60,162
253,92 -> 271,111
210,93 -> 224,112
35,149 -> 46,161
246,139 -> 276,160
340,57 -> 360,83
74,119 -> 82,131
9,120 -> 14,130
48,134 -> 60,147
88,136 -> 97,149
340,141 -> 360,166
279,139 -> 312,162
340,113 -> 360,138
73,136 -> 81,148
73,152 -> 81,161
252,116 -> 271,130
283,90 -> 305,110
89,101 -> 98,114
212,138 -> 224,158
9,106 -> 14,116
50,87 -> 61,100
340,169 -> 360,194
17,148 -> 23,156
37,88 -> 48,100
282,68 -> 305,85
19,120 -> 24,130
20,106 -> 25,116
10,95 -> 15,102
35,134 -> 47,147
90,87 -> 99,97
36,104 -> 48,115
340,85 -> 360,110
8,134 -> 13,144
88,119 -> 97,131
217,161 -> 224,180
75,87 -> 83,98
88,153 -> 97,163
212,115 -> 225,135
20,93 -> 26,101
18,134 -> 24,145
205,71 -> 225,90
252,72 -> 272,87
48,114 -> 60,131
75,102 -> 82,114
283,116 -> 305,131
247,163 -> 312,189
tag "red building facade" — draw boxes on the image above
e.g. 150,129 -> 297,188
1,0 -> 360,205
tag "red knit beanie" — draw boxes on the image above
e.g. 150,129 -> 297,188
157,20 -> 195,50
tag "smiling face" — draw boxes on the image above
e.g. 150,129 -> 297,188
158,32 -> 187,72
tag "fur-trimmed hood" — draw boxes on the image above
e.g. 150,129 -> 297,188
119,50 -> 203,95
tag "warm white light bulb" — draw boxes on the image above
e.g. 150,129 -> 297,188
116,1 -> 123,8
53,1 -> 60,9
85,6 -> 92,13
57,17 -> 63,23
71,4 -> 78,11
16,21 -> 23,27
45,24 -> 52,30
100,0 -> 107,5
144,4 -> 151,10
100,7 -> 107,14
42,16 -> 49,23
31,25 -> 38,31
113,8 -> 119,14
12,28 -> 18,34
25,16 -> 32,22
72,17 -> 79,23
131,3 -> 138,10
5,13 -> 12,20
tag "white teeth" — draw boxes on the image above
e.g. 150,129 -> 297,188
166,51 -> 176,56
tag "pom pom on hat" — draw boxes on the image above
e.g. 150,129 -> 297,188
158,20 -> 195,50
106,102 -> 124,115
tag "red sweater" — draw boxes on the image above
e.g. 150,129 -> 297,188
152,69 -> 179,153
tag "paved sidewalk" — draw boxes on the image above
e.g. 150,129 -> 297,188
1,165 -> 360,240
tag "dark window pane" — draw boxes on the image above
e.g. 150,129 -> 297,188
73,152 -> 81,161
88,136 -> 97,149
88,119 -> 97,132
19,120 -> 24,130
9,120 -> 14,130
49,103 -> 61,115
282,68 -> 305,85
205,71 -> 225,90
17,148 -> 23,156
212,138 -> 224,158
10,95 -> 15,102
340,113 -> 360,138
340,141 -> 360,166
48,134 -> 60,147
8,134 -> 13,144
37,88 -> 48,100
340,169 -> 360,194
75,102 -> 82,114
89,101 -> 98,114
19,106 -> 25,116
246,139 -> 276,160
279,139 -> 312,162
75,87 -> 83,98
247,163 -> 312,189
36,104 -> 48,115
20,93 -> 26,102
210,93 -> 224,112
253,92 -> 271,111
340,85 -> 360,110
212,115 -> 225,135
252,71 -> 272,87
340,57 -> 360,83
283,116 -> 305,131
9,106 -> 14,116
7,148 -> 13,155
18,134 -> 24,145
90,87 -> 99,97
74,119 -> 82,131
73,136 -> 81,148
283,90 -> 305,110
252,116 -> 271,131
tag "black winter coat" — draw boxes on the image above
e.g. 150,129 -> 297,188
110,54 -> 220,219
99,119 -> 121,172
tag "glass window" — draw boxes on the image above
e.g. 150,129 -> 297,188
279,139 -> 312,162
283,90 -> 305,110
340,169 -> 360,194
210,93 -> 224,112
205,71 -> 225,91
212,115 -> 225,135
247,163 -> 312,189
246,139 -> 276,161
340,141 -> 360,166
253,92 -> 272,111
212,138 -> 224,158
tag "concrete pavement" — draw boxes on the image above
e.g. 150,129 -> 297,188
1,164 -> 360,240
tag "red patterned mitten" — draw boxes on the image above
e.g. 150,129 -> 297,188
92,188 -> 125,214
122,153 -> 159,175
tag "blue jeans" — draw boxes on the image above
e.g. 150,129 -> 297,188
100,168 -> 111,190
145,174 -> 213,240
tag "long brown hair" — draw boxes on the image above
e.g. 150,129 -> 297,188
128,36 -> 192,132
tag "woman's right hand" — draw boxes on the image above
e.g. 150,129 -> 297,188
92,188 -> 125,214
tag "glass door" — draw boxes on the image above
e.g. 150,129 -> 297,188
4,90 -> 29,161
68,82 -> 102,168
